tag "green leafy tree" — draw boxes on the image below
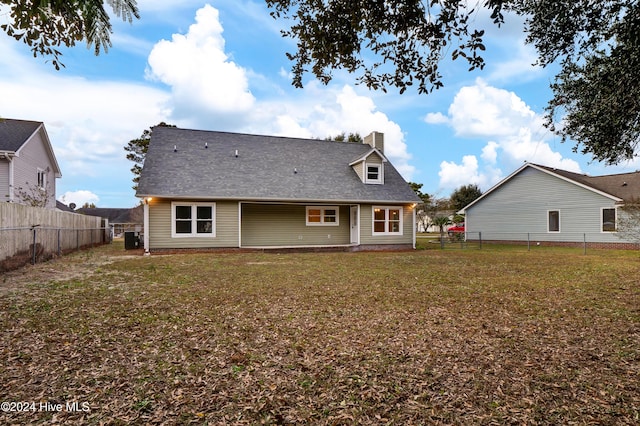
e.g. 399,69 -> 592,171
267,0 -> 640,164
1,0 -> 140,69
125,122 -> 174,191
408,182 -> 432,233
450,184 -> 482,212
431,215 -> 452,234
325,132 -> 363,143
408,182 -> 431,205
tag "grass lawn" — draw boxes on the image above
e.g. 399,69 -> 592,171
1,242 -> 638,424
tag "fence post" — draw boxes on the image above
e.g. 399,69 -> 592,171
440,230 -> 444,250
31,227 -> 37,265
527,233 -> 530,251
479,232 -> 482,250
77,229 -> 80,250
57,228 -> 61,256
583,233 -> 587,255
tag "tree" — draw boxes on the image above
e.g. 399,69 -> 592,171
81,202 -> 97,209
1,0 -> 140,69
617,199 -> 640,245
15,182 -> 50,208
267,0 -> 640,164
325,132 -> 363,142
408,182 -> 432,232
408,182 -> 431,205
542,2 -> 640,164
431,215 -> 452,234
450,184 -> 483,212
266,0 -> 503,94
124,122 -> 174,191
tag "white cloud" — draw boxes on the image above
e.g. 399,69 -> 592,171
58,190 -> 100,208
424,112 -> 449,125
438,156 -> 502,191
146,4 -> 255,121
427,79 -> 581,192
141,5 -> 416,179
250,85 -> 415,179
448,78 -> 540,138
439,156 -> 480,189
481,141 -> 499,164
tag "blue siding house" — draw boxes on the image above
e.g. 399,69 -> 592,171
459,163 -> 639,248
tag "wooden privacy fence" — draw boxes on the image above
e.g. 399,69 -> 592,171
0,203 -> 109,271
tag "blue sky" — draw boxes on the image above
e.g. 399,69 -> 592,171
1,1 -> 638,208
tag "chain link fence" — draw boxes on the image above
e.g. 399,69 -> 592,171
0,226 -> 111,272
418,231 -> 638,253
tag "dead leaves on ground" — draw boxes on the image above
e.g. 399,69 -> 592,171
1,246 -> 639,424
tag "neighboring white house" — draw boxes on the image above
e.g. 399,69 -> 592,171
0,119 -> 61,209
459,163 -> 640,248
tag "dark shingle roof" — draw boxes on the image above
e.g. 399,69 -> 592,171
77,207 -> 143,224
535,164 -> 640,202
0,119 -> 42,152
137,127 -> 421,204
56,200 -> 75,212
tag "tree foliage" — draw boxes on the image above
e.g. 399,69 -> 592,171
450,184 -> 482,212
266,0 -> 505,95
325,132 -> 363,143
1,0 -> 139,69
539,1 -> 640,164
267,0 -> 640,164
125,122 -> 174,191
431,215 -> 452,234
408,182 -> 431,205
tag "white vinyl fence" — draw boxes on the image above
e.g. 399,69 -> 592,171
0,203 -> 109,271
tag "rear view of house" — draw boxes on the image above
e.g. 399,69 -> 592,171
0,119 -> 61,209
136,127 -> 421,252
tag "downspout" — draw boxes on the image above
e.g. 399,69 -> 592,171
143,198 -> 151,255
1,152 -> 16,202
412,203 -> 416,249
8,155 -> 14,202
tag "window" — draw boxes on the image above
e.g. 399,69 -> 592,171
306,206 -> 339,226
372,206 -> 403,235
37,169 -> 46,189
171,202 -> 215,237
365,164 -> 382,184
548,210 -> 560,232
602,208 -> 616,232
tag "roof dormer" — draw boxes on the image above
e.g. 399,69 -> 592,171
349,132 -> 388,185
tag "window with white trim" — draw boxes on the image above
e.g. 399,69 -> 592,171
171,202 -> 215,237
548,210 -> 560,232
365,164 -> 382,184
601,208 -> 616,232
372,206 -> 403,235
306,206 -> 339,226
37,169 -> 46,189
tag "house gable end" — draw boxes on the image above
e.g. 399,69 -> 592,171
460,163 -> 623,214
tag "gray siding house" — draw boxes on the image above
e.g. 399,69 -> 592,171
460,163 -> 640,247
136,127 -> 421,252
0,119 -> 61,209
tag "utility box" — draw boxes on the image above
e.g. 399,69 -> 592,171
124,231 -> 139,250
